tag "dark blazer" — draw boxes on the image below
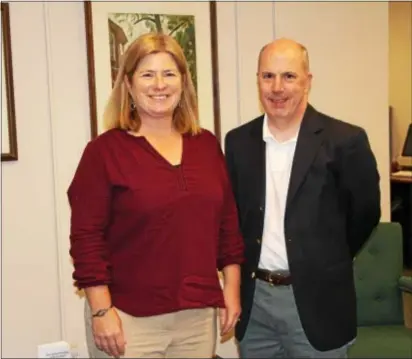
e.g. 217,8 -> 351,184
224,104 -> 381,351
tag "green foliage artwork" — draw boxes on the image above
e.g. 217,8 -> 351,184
108,12 -> 197,90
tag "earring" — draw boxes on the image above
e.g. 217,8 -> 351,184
130,102 -> 136,111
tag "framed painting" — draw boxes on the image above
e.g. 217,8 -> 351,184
1,2 -> 18,161
84,1 -> 221,141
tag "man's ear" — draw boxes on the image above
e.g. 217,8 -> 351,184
305,72 -> 313,94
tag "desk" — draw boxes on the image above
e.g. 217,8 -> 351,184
391,173 -> 412,268
391,174 -> 412,184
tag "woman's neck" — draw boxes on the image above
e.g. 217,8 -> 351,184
138,116 -> 176,138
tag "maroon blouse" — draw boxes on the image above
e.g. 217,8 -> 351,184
68,129 -> 244,317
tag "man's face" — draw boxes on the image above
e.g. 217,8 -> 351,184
257,44 -> 312,123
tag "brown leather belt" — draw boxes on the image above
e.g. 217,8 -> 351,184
255,268 -> 292,286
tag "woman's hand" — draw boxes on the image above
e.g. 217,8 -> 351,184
219,285 -> 241,336
92,308 -> 126,358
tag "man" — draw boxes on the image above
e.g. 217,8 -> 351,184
224,38 -> 381,358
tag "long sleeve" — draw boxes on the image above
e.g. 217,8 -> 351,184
67,141 -> 112,289
339,129 -> 381,257
217,144 -> 244,270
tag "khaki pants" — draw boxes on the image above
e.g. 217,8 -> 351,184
85,303 -> 217,358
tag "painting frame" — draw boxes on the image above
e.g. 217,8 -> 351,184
84,1 -> 221,142
1,2 -> 18,161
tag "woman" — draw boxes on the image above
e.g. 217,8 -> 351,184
68,32 -> 244,358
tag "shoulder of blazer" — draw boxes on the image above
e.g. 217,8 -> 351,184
225,115 -> 264,143
315,109 -> 366,144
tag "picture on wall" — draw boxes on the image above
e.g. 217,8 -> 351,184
1,2 -> 18,161
84,1 -> 220,140
108,12 -> 197,91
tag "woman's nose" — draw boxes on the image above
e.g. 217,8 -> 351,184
154,74 -> 167,89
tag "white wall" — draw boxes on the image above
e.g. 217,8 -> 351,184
389,1 -> 412,162
218,0 -> 390,222
273,1 -> 390,222
1,2 -> 91,357
1,2 -> 390,357
1,2 -> 64,356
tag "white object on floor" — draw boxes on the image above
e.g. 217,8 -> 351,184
37,341 -> 72,358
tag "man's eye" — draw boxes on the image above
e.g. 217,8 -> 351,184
262,73 -> 273,79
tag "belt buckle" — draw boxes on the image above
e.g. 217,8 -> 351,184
268,273 -> 280,286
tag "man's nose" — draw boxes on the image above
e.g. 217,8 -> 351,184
271,77 -> 283,92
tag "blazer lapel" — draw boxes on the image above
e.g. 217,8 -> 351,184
249,116 -> 266,211
286,105 -> 324,209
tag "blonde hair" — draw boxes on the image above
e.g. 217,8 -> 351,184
103,32 -> 200,135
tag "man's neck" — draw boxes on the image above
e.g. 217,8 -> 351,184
267,103 -> 307,142
267,116 -> 301,142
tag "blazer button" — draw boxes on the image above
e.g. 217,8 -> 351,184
251,272 -> 256,278
256,238 -> 261,244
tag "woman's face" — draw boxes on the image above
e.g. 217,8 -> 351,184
126,52 -> 183,120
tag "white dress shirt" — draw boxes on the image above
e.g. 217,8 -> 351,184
258,115 -> 299,272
